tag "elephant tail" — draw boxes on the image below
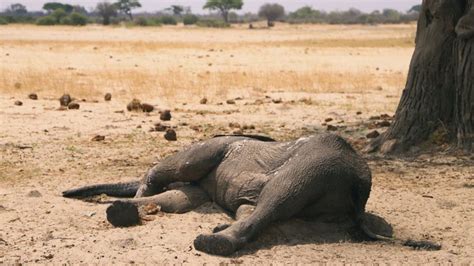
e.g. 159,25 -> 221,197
62,181 -> 140,198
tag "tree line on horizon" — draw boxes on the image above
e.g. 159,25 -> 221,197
0,0 -> 421,27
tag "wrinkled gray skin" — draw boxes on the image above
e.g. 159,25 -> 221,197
64,133 -> 378,256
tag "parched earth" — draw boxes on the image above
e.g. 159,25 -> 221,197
0,93 -> 473,264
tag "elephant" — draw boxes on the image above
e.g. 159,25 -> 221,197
63,133 -> 390,256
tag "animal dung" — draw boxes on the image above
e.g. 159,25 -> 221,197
28,93 -> 38,100
141,103 -> 154,113
67,102 -> 80,110
127,99 -> 142,112
160,110 -> 172,121
164,129 -> 177,141
59,94 -> 72,107
106,201 -> 140,227
104,93 -> 112,101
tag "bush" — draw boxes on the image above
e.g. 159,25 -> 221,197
36,16 -> 57,25
134,16 -> 149,26
0,17 -> 8,25
196,19 -> 229,28
160,15 -> 177,25
183,14 -> 198,25
67,12 -> 88,25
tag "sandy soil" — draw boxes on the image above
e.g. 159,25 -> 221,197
0,24 -> 473,264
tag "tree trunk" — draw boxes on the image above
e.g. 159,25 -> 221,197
366,0 -> 474,154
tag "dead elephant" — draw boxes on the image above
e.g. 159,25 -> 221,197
63,133 -> 389,256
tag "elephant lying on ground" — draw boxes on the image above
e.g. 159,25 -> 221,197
63,133 -> 388,256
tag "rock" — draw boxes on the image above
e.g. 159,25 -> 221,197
376,120 -> 391,127
91,135 -> 105,141
272,98 -> 282,104
68,102 -> 80,110
325,118 -> 333,122
327,125 -> 338,131
366,130 -> 380,139
27,190 -> 42,197
200,98 -> 208,104
14,100 -> 23,106
141,103 -> 154,113
28,93 -> 38,100
160,110 -> 172,121
356,111 -> 362,115
164,129 -> 177,141
59,94 -> 72,107
104,93 -> 112,101
127,99 -> 142,112
226,99 -> 236,105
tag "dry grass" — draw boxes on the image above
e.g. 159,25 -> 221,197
0,24 -> 415,102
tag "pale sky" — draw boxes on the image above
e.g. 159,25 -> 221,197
1,0 -> 422,13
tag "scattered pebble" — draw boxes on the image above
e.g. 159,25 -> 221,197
325,118 -> 333,122
59,94 -> 72,107
104,93 -> 112,101
272,98 -> 282,104
14,100 -> 23,106
226,99 -> 236,105
200,98 -> 208,104
28,93 -> 38,100
164,129 -> 177,141
366,130 -> 380,139
68,102 -> 80,110
356,111 -> 362,115
160,110 -> 172,121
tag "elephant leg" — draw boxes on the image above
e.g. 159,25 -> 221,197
107,185 -> 209,227
194,169 -> 322,256
135,138 -> 230,198
212,204 -> 256,233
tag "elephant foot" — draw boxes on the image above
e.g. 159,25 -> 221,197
193,233 -> 242,256
106,201 -> 140,227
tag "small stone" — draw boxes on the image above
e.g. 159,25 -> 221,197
27,190 -> 42,197
104,93 -> 112,101
164,129 -> 177,141
91,135 -> 105,141
325,118 -> 333,122
14,100 -> 23,106
28,93 -> 38,100
366,130 -> 380,139
327,125 -> 338,131
59,94 -> 72,107
272,98 -> 282,104
141,103 -> 154,113
356,111 -> 362,115
127,99 -> 142,112
160,110 -> 172,121
200,98 -> 208,104
226,99 -> 236,105
68,102 -> 80,110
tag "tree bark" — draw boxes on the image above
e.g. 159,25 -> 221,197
366,0 -> 474,154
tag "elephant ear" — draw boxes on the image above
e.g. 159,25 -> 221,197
456,7 -> 474,39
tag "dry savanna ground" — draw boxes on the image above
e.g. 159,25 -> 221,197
0,24 -> 473,264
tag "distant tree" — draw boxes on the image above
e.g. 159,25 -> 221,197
203,0 -> 244,23
72,5 -> 88,15
114,0 -> 141,20
50,8 -> 67,23
258,3 -> 285,27
382,8 -> 401,23
409,5 -> 422,13
288,6 -> 325,23
96,2 -> 118,25
5,3 -> 28,16
166,5 -> 184,16
183,14 -> 199,25
43,2 -> 73,13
